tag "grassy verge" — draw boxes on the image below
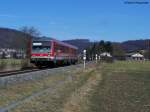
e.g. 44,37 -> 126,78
11,68 -> 95,112
0,59 -> 33,71
0,59 -> 22,71
0,73 -> 67,107
0,59 -> 22,66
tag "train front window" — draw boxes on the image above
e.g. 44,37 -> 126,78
32,46 -> 51,53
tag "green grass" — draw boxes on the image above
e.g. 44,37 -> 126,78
0,59 -> 22,66
0,59 -> 29,70
102,61 -> 150,72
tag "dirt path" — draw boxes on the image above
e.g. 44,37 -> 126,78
62,69 -> 102,112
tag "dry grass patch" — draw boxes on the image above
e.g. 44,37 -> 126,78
87,61 -> 150,112
11,68 -> 95,112
0,64 -> 93,108
0,74 -> 66,107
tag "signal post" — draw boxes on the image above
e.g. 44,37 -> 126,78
83,50 -> 86,69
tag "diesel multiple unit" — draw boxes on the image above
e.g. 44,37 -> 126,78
30,38 -> 78,67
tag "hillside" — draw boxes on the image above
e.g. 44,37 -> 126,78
121,39 -> 150,52
64,39 -> 150,53
0,28 -> 31,49
63,39 -> 91,53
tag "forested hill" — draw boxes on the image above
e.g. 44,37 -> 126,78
121,39 -> 150,52
63,39 -> 91,53
63,39 -> 150,53
0,28 -> 31,49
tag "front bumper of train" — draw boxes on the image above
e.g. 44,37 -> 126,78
30,56 -> 54,62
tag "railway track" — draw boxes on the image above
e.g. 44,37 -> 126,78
0,61 -> 94,78
0,68 -> 45,77
0,64 -> 73,77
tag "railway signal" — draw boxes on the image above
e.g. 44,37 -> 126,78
83,50 -> 86,69
99,55 -> 101,60
96,54 -> 98,63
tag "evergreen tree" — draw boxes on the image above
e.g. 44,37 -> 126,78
112,44 -> 125,60
105,41 -> 113,54
86,40 -> 113,60
98,40 -> 105,53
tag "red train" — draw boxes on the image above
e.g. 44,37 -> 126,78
30,38 -> 78,67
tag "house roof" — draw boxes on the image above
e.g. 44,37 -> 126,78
100,52 -> 112,57
131,53 -> 144,58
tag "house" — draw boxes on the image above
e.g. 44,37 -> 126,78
100,52 -> 112,57
131,53 -> 144,60
0,48 -> 26,59
126,53 -> 144,61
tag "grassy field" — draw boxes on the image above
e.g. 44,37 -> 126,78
0,59 -> 29,71
0,61 -> 150,112
0,59 -> 22,65
87,61 -> 150,112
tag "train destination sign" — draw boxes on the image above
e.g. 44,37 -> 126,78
33,43 -> 42,46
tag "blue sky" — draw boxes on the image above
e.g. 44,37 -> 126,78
0,0 -> 150,42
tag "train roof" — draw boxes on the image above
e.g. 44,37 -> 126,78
33,37 -> 78,50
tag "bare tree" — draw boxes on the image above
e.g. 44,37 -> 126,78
19,26 -> 41,37
19,26 -> 41,61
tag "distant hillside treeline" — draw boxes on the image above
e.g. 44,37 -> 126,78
63,39 -> 150,53
63,39 -> 91,53
121,39 -> 150,52
0,28 -> 149,53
